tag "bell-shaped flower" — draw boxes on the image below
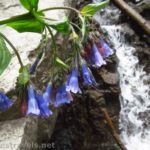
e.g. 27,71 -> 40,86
36,92 -> 53,118
81,63 -> 96,85
66,68 -> 81,94
91,43 -> 106,67
0,92 -> 13,111
54,85 -> 72,107
100,39 -> 114,58
27,85 -> 40,116
43,82 -> 52,106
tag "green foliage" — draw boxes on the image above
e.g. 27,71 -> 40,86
7,16 -> 44,33
18,66 -> 29,85
20,0 -> 31,10
55,57 -> 69,69
20,0 -> 39,11
81,0 -> 109,17
31,0 -> 39,10
0,36 -> 12,75
48,17 -> 70,33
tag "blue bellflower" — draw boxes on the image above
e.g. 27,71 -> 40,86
91,44 -> 106,67
54,85 -> 71,107
66,68 -> 81,94
27,85 -> 40,116
36,92 -> 53,118
0,92 -> 13,111
43,82 -> 52,106
81,64 -> 96,85
100,39 -> 114,58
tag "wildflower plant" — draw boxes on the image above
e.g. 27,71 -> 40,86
0,0 -> 114,117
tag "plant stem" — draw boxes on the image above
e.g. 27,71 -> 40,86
0,32 -> 24,67
70,22 -> 81,31
46,26 -> 58,79
41,17 -> 57,21
46,26 -> 57,59
39,6 -> 80,15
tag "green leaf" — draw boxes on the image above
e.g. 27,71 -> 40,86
55,57 -> 69,69
48,17 -> 70,33
31,0 -> 39,10
0,36 -> 12,75
18,66 -> 29,85
81,0 -> 109,17
20,0 -> 39,11
7,14 -> 44,33
20,0 -> 31,11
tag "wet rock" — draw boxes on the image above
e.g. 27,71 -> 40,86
49,85 -> 120,150
100,69 -> 119,85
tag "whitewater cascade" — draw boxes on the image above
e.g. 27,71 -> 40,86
93,1 -> 150,149
102,25 -> 150,150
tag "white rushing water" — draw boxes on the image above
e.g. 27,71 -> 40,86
93,0 -> 150,149
101,25 -> 150,150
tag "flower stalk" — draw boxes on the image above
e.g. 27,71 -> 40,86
39,6 -> 80,15
0,32 -> 24,67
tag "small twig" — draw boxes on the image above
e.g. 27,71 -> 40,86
101,107 -> 127,150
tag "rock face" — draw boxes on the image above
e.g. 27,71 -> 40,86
0,118 -> 26,150
0,0 -> 73,150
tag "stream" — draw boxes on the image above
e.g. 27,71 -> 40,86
94,0 -> 150,150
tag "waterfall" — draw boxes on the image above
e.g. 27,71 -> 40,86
93,1 -> 150,149
102,25 -> 150,150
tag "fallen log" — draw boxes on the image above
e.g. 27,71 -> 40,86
111,0 -> 150,35
101,108 -> 127,150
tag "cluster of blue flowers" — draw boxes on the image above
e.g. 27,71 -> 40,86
0,37 -> 114,118
0,92 -> 13,111
82,38 -> 113,67
27,85 -> 53,118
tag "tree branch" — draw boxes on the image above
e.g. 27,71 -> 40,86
111,0 -> 150,35
101,108 -> 127,150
